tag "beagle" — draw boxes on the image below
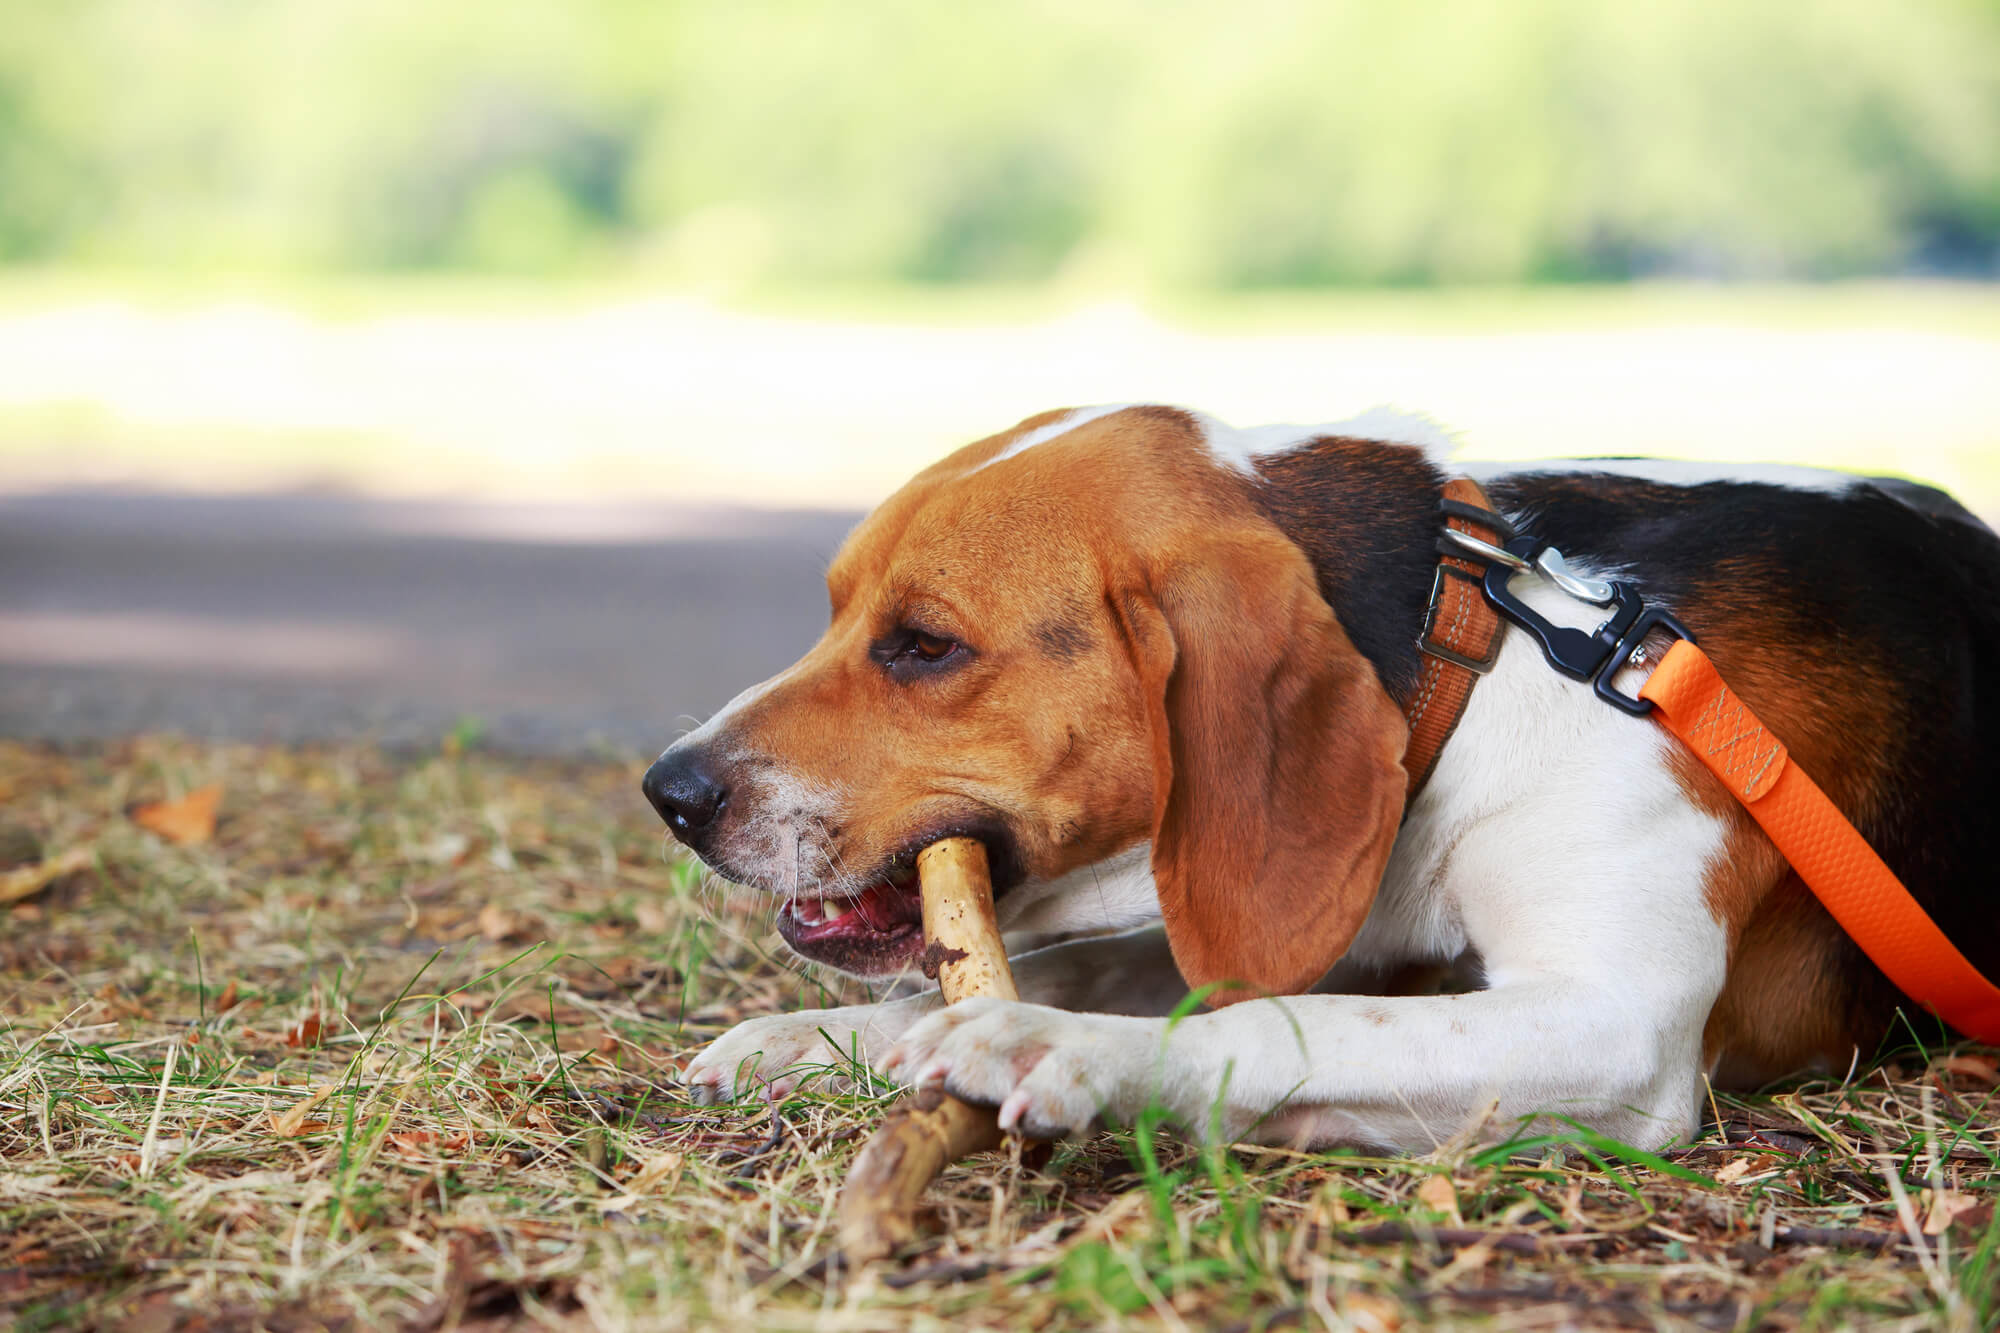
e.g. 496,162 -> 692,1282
644,405 -> 1999,1152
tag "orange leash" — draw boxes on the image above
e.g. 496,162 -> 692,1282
1639,640 -> 2000,1043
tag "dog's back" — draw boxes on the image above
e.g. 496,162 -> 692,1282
1483,465 -> 1999,1070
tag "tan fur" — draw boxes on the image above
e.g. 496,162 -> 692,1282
715,406 -> 1409,1001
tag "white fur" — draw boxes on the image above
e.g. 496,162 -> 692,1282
1196,406 -> 1459,476
993,842 -> 1158,937
968,404 -> 1137,474
1463,457 -> 1860,495
972,403 -> 1459,481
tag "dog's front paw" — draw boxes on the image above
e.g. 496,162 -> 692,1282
684,1010 -> 874,1103
879,999 -> 1155,1138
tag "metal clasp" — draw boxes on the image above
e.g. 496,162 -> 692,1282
1475,536 -> 1695,715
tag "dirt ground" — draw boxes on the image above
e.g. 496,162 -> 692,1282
1,737 -> 1995,1331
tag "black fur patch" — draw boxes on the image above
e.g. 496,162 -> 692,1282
1250,438 -> 1449,703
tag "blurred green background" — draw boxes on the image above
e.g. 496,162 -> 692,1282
0,0 -> 1996,514
5,0 -> 1997,286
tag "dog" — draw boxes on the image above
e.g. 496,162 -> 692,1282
642,404 -> 1999,1151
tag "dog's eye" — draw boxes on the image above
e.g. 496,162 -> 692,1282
909,632 -> 956,661
872,628 -> 967,679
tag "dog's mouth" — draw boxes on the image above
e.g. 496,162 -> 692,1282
775,868 -> 926,971
773,827 -> 1019,976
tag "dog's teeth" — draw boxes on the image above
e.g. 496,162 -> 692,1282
822,900 -> 849,923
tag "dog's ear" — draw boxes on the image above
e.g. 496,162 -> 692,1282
1119,523 -> 1409,1003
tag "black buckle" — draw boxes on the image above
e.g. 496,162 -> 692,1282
1592,606 -> 1696,715
1479,537 -> 1695,715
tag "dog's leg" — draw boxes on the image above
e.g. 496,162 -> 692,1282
882,863 -> 1731,1150
685,926 -> 1186,1101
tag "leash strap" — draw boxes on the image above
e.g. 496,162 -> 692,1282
1639,639 -> 2000,1042
1403,480 -> 1508,800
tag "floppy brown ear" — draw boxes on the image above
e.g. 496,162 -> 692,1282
1122,523 -> 1409,1003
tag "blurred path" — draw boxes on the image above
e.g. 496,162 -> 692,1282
0,490 -> 858,755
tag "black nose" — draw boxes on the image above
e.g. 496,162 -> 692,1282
642,748 -> 729,849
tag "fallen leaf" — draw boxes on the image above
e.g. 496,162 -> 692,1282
213,980 -> 241,1014
1714,1157 -> 1753,1185
1923,1189 -> 1984,1235
131,783 -> 222,845
479,903 -> 521,942
599,1150 -> 684,1209
285,1014 -> 324,1049
388,1130 -> 472,1161
1937,1054 -> 1999,1085
1340,1290 -> 1404,1331
1416,1174 -> 1463,1225
270,1083 -> 338,1138
93,981 -> 154,1021
0,847 -> 93,905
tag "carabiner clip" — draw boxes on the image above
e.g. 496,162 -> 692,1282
1477,536 -> 1695,714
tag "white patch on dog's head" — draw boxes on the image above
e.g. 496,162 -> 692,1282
968,404 -> 1139,475
1194,406 -> 1460,476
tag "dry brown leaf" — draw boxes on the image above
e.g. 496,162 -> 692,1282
213,980 -> 241,1014
1416,1174 -> 1463,1225
1341,1290 -> 1405,1331
1937,1054 -> 1999,1085
131,783 -> 222,845
626,1150 -> 684,1194
1714,1157 -> 1753,1185
0,847 -> 92,905
270,1083 -> 337,1138
1922,1188 -> 1983,1235
478,902 -> 520,942
285,1015 -> 324,1049
388,1130 -> 472,1160
600,1150 -> 686,1209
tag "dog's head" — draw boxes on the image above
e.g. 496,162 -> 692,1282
643,406 -> 1409,1000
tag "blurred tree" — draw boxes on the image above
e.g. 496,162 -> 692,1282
0,0 -> 1992,283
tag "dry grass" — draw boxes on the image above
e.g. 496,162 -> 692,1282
1,736 -> 1995,1332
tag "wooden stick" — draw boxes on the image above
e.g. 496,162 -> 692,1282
836,837 -> 1015,1261
913,837 -> 1016,1008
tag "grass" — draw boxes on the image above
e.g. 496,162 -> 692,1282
2,735 -> 1996,1330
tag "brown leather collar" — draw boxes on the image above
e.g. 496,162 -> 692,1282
1402,479 -> 1508,801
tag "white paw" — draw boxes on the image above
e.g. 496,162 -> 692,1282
684,1010 -> 875,1102
879,998 -> 1151,1138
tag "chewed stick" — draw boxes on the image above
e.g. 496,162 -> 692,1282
836,837 -> 1016,1261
